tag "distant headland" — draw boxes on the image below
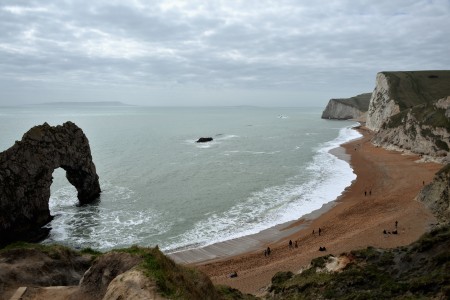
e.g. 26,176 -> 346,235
34,101 -> 132,106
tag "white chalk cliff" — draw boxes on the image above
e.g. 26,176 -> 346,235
321,93 -> 371,120
366,71 -> 450,163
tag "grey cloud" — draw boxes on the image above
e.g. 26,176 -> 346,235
0,0 -> 449,106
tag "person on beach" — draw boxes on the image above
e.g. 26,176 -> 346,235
312,229 -> 315,235
295,241 -> 298,248
289,240 -> 293,249
395,220 -> 398,228
364,190 -> 367,196
263,249 -> 267,257
267,247 -> 271,256
319,228 -> 322,236
369,190 -> 372,196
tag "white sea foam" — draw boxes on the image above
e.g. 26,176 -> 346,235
44,182 -> 171,251
165,124 -> 362,251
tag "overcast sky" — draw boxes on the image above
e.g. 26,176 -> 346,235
1,0 -> 449,107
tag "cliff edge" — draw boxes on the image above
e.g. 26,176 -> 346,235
417,164 -> 450,224
321,93 -> 371,120
367,71 -> 450,131
0,122 -> 101,245
366,71 -> 450,162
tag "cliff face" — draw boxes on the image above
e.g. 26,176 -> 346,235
366,73 -> 401,130
417,164 -> 450,224
321,93 -> 371,120
0,122 -> 101,244
367,71 -> 450,132
367,71 -> 450,162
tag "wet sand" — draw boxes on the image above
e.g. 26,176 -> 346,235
191,127 -> 442,296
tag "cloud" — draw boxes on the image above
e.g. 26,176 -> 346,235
0,0 -> 449,106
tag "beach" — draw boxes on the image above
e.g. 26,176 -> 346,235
194,126 -> 443,296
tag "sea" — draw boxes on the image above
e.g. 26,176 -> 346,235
0,105 -> 360,253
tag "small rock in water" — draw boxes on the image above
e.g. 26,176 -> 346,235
196,137 -> 213,143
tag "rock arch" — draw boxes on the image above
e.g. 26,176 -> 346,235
0,122 -> 101,244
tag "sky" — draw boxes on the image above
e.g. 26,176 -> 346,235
1,0 -> 449,107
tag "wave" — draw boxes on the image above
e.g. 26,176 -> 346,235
43,182 -> 171,251
164,124 -> 361,252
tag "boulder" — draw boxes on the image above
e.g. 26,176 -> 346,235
196,137 -> 213,143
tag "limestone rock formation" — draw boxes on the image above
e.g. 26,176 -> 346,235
366,71 -> 450,162
102,269 -> 166,300
417,164 -> 450,224
366,73 -> 401,130
366,71 -> 450,131
321,93 -> 371,120
77,252 -> 143,299
0,121 -> 101,244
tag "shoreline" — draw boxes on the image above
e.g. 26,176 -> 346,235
168,125 -> 360,265
193,126 -> 443,295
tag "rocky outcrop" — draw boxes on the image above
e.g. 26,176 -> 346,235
367,71 -> 450,131
75,247 -> 220,300
102,269 -> 165,300
0,122 -> 101,244
367,71 -> 450,162
0,245 -> 92,298
0,244 -> 230,300
77,252 -> 143,299
371,101 -> 450,161
417,164 -> 450,224
366,73 -> 401,130
321,93 -> 371,120
196,137 -> 213,143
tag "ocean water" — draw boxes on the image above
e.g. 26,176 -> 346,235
0,105 -> 360,252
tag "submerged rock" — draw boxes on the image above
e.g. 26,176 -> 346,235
0,122 -> 101,245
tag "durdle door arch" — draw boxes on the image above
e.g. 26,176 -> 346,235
0,122 -> 101,245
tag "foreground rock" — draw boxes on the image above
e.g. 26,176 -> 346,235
0,122 -> 101,245
417,164 -> 450,224
0,244 -> 254,300
321,93 -> 371,120
0,244 -> 92,300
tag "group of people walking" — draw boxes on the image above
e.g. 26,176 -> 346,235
263,227 -> 326,257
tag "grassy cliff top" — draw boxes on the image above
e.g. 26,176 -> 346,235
332,93 -> 372,111
381,70 -> 450,110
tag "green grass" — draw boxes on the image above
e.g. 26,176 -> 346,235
382,71 -> 450,110
267,225 -> 450,299
215,285 -> 259,300
114,246 -> 218,299
0,241 -> 80,259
